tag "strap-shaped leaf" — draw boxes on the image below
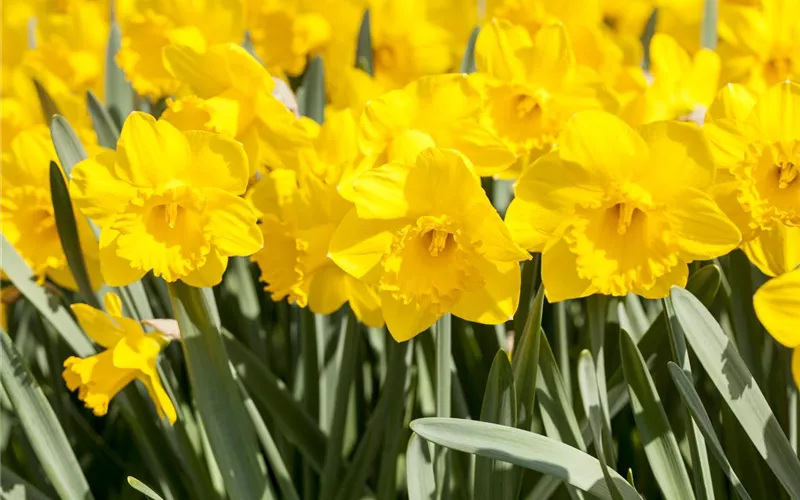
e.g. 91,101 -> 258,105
671,286 -> 800,498
127,477 -> 164,500
407,434 -> 436,500
355,9 -> 373,76
299,56 -> 325,125
459,26 -> 480,74
50,115 -> 88,177
87,90 -> 120,149
104,19 -> 134,128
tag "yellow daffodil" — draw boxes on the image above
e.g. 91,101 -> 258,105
251,109 -> 383,326
743,222 -> 800,277
63,292 -> 177,423
622,33 -> 720,125
352,73 -> 514,191
69,112 -> 263,287
704,81 -> 800,236
719,0 -> 800,93
0,128 -> 103,290
162,43 -> 312,177
427,0 -> 478,60
753,268 -> 800,389
116,0 -> 245,98
654,0 -> 703,55
505,111 -> 740,301
474,20 -> 614,176
329,148 -> 530,341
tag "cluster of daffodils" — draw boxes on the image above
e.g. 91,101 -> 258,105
2,0 -> 799,419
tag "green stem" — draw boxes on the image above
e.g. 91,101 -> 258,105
435,313 -> 452,499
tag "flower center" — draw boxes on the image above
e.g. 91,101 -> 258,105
612,203 -> 642,235
765,55 -> 793,84
778,160 -> 799,188
162,201 -> 181,229
374,44 -> 397,70
514,90 -> 550,121
423,228 -> 454,257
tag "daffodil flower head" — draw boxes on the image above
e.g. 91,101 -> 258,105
0,128 -> 102,290
505,111 -> 741,301
705,81 -> 800,233
63,293 -> 176,423
742,222 -> 800,277
69,112 -> 263,287
330,148 -> 530,341
753,268 -> 800,388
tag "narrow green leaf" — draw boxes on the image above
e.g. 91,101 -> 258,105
671,286 -> 800,498
1,465 -> 54,500
50,115 -> 88,177
619,328 -> 695,500
355,9 -> 373,76
223,330 -> 328,471
33,79 -> 61,122
512,283 -> 544,432
410,418 -> 641,500
86,90 -> 120,149
319,311 -> 360,499
127,477 -> 165,500
49,161 -> 101,309
587,295 -> 615,465
577,351 -> 623,500
459,26 -> 480,74
701,0 -> 718,50
105,19 -> 134,128
1,236 -> 93,356
407,434 -> 436,500
167,282 -> 267,500
667,363 -> 752,500
475,350 -> 517,500
0,329 -> 93,500
299,56 -> 325,125
434,313 -> 452,499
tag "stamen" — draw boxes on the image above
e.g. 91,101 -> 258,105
426,229 -> 450,256
778,161 -> 798,188
164,202 -> 179,229
616,203 -> 636,235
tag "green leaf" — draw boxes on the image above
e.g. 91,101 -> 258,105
475,350 -> 517,500
410,418 -> 641,500
50,115 -> 88,177
1,465 -> 54,500
512,283 -> 544,432
619,328 -> 695,500
49,161 -> 101,309
670,286 -> 800,498
701,0 -> 718,50
32,80 -> 61,122
126,477 -> 165,500
407,434 -> 436,500
299,56 -> 325,125
355,9 -> 373,76
319,311 -> 361,499
0,329 -> 93,500
0,236 -> 93,357
86,90 -> 120,149
587,295 -> 615,464
104,19 -> 134,128
459,26 -> 480,74
222,330 -> 328,471
667,363 -> 752,500
167,282 -> 268,500
578,350 -> 623,500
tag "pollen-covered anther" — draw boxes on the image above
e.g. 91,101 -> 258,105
777,160 -> 799,188
163,202 -> 180,228
613,203 -> 641,235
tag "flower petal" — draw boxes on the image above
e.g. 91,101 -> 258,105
140,368 -> 178,424
637,120 -> 715,195
98,229 -> 147,287
308,264 -> 348,315
204,190 -> 263,257
70,303 -> 124,348
181,247 -> 228,288
451,259 -> 520,324
345,275 -> 384,328
541,236 -> 597,302
116,112 -> 191,188
182,130 -> 249,194
70,150 -> 137,227
380,291 -> 439,342
474,18 -> 530,81
754,269 -> 800,348
328,208 -> 398,280
742,223 -> 800,277
663,188 -> 741,260
751,80 -> 800,144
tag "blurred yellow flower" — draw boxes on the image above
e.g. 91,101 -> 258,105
116,0 -> 245,98
162,43 -> 310,177
69,112 -> 262,287
251,109 -> 384,326
743,222 -> 800,277
718,0 -> 800,93
753,268 -> 800,388
63,292 -> 176,423
474,20 -> 614,176
622,33 -> 720,125
505,111 -> 740,301
330,148 -> 530,341
0,128 -> 103,290
353,74 -> 514,190
704,81 -> 800,234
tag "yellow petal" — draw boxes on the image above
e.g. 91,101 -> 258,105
438,120 -> 516,176
706,83 -> 756,124
328,209 -> 398,280
308,264 -> 349,315
751,81 -> 800,144
558,111 -> 647,184
359,88 -> 415,158
345,275 -> 384,328
462,201 -> 530,263
116,112 -> 191,188
742,223 -> 800,277
527,23 -> 575,90
663,188 -> 741,260
636,263 -> 688,299
451,259 -> 520,324
181,247 -> 228,288
70,150 -> 137,228
98,229 -> 148,287
140,368 -> 178,424
474,18 -> 530,81
70,303 -> 124,349
685,49 -> 721,108
204,190 -> 263,257
637,120 -> 715,195
182,130 -> 249,194
541,236 -> 597,302
163,44 -> 228,97
754,269 -> 800,348
649,33 -> 691,81
380,291 -> 439,342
